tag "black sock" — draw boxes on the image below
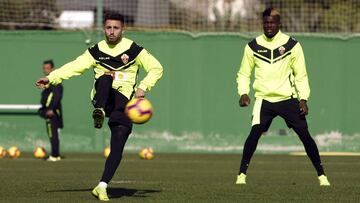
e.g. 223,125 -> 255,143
293,127 -> 325,176
100,125 -> 130,183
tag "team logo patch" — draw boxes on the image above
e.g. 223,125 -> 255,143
279,46 -> 286,55
120,54 -> 129,64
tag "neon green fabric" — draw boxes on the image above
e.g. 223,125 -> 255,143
47,38 -> 163,99
237,31 -> 310,102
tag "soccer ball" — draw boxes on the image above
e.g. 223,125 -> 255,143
7,146 -> 20,158
103,146 -> 110,158
0,146 -> 6,158
125,98 -> 153,124
33,146 -> 47,159
138,147 -> 154,160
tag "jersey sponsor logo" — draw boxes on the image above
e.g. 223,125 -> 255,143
114,72 -> 126,81
120,54 -> 129,64
278,46 -> 286,55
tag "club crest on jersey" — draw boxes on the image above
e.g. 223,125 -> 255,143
279,46 -> 286,55
120,54 -> 129,64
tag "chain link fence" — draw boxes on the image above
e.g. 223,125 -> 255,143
0,0 -> 359,33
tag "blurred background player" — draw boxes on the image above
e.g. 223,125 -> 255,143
235,7 -> 330,186
38,60 -> 63,162
35,12 -> 163,201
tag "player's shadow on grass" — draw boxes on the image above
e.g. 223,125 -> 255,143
108,187 -> 161,198
47,187 -> 161,199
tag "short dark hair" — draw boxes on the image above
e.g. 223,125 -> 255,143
103,12 -> 125,24
262,7 -> 280,19
43,60 -> 54,68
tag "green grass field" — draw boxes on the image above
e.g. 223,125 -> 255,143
0,153 -> 359,202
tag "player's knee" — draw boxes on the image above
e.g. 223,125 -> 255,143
293,127 -> 313,140
110,125 -> 131,141
251,124 -> 266,134
108,113 -> 132,129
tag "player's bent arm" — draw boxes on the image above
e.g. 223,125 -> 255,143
236,45 -> 255,96
136,49 -> 163,92
291,44 -> 310,101
47,50 -> 95,85
35,77 -> 49,88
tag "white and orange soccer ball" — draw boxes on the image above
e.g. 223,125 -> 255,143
138,147 -> 154,160
125,98 -> 153,124
0,146 -> 6,158
33,146 -> 47,159
103,146 -> 111,158
7,146 -> 20,158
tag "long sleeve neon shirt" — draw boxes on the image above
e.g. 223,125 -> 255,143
47,38 -> 163,99
236,31 -> 310,102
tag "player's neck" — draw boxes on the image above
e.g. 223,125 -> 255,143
264,30 -> 281,41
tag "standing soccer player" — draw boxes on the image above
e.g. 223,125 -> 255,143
35,12 -> 163,201
38,60 -> 63,162
235,7 -> 330,186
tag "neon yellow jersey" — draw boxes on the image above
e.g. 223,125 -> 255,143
47,38 -> 163,99
236,31 -> 310,102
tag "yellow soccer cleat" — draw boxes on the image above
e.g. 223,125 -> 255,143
92,186 -> 109,201
318,175 -> 330,186
236,173 -> 246,185
46,156 -> 61,162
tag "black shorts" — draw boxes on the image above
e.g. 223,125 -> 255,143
103,89 -> 132,128
253,98 -> 308,131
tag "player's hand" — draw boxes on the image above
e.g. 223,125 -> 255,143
239,94 -> 250,107
135,88 -> 146,98
46,109 -> 55,118
299,99 -> 308,115
36,77 -> 49,89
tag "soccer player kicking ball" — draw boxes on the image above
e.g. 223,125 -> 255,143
235,7 -> 330,186
36,12 -> 163,201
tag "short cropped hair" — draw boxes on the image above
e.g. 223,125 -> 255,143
262,7 -> 280,19
43,60 -> 54,68
103,12 -> 125,24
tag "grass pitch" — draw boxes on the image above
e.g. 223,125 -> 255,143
0,153 -> 359,202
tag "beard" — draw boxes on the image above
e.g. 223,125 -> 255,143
105,34 -> 122,44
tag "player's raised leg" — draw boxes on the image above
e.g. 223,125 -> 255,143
92,74 -> 113,129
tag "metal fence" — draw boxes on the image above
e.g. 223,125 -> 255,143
0,0 -> 359,33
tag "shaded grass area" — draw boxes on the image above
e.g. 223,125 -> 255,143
0,153 -> 359,202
